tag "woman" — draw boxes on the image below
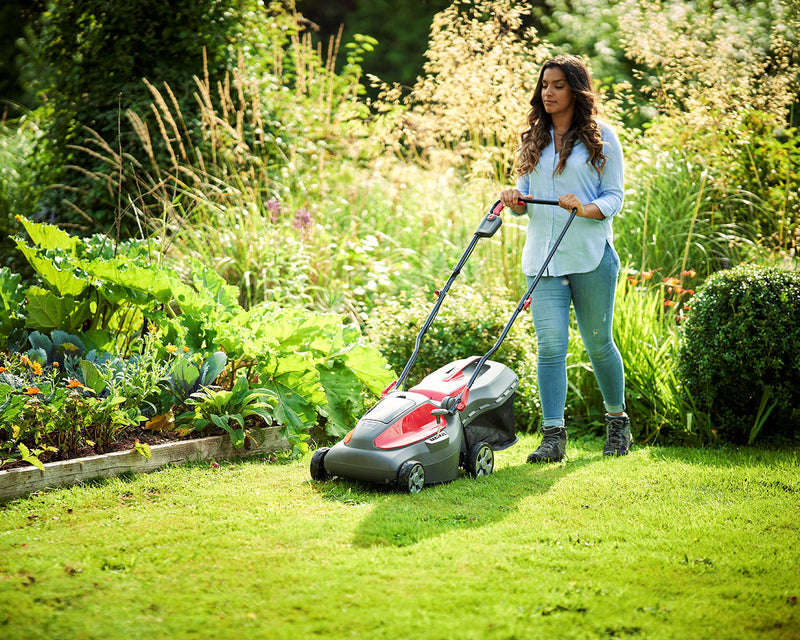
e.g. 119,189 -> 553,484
499,55 -> 630,462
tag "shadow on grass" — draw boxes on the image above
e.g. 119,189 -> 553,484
312,454 -> 598,548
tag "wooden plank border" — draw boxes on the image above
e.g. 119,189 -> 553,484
0,427 -> 289,502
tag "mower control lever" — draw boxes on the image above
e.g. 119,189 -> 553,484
475,210 -> 503,238
432,395 -> 459,418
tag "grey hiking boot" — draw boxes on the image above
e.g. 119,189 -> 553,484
527,426 -> 567,463
603,414 -> 632,456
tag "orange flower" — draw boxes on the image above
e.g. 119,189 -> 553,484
664,300 -> 676,307
66,379 -> 84,389
24,386 -> 41,395
52,362 -> 59,368
641,270 -> 653,280
0,367 -> 6,373
182,346 -> 190,353
31,362 -> 43,376
682,269 -> 697,278
165,345 -> 177,355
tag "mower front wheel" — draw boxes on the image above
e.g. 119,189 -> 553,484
310,447 -> 330,481
466,442 -> 494,478
397,460 -> 425,494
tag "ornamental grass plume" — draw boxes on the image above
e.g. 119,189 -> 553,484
618,0 -> 799,129
389,0 -> 552,180
617,0 -> 800,254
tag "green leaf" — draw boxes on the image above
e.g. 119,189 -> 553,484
27,330 -> 54,354
210,413 -> 230,430
231,373 -> 250,397
16,217 -> 80,253
173,358 -> 200,395
133,440 -> 152,460
79,360 -> 107,395
25,287 -> 93,333
199,351 -> 227,386
317,361 -> 363,438
84,256 -> 179,305
18,443 -> 45,471
229,414 -> 244,428
242,406 -> 272,423
261,377 -> 316,431
341,344 -> 396,396
15,241 -> 88,297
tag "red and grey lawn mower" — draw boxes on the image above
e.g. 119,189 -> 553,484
310,198 -> 577,492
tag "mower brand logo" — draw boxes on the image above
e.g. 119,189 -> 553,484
426,431 -> 449,444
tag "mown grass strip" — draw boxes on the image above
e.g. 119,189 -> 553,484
1,436 -> 798,640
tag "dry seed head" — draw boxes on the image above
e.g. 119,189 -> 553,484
398,0 -> 551,178
619,0 -> 799,129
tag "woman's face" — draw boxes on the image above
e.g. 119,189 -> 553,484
540,66 -> 575,120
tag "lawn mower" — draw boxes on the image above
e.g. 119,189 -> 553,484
310,197 -> 578,492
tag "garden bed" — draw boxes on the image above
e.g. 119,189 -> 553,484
0,426 -> 289,502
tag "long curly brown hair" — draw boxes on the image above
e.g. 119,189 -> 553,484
516,55 -> 607,177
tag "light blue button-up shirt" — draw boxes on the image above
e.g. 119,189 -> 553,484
513,120 -> 624,277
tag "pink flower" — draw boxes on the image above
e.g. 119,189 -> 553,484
267,198 -> 282,222
293,208 -> 313,229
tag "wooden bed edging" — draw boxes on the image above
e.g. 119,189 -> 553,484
0,427 -> 289,502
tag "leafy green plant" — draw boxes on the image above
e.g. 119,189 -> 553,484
678,264 -> 800,442
178,374 -> 276,449
0,267 -> 26,350
224,304 -> 396,444
4,216 -> 395,460
166,351 -> 227,404
24,329 -> 85,368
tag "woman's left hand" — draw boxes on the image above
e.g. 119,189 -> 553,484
558,193 -> 584,218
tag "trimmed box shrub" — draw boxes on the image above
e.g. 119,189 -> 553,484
678,264 -> 800,443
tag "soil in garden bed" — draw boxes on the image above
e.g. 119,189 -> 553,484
1,415 -> 279,472
1,427 -> 194,471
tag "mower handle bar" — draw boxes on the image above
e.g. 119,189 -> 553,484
460,205 -> 578,399
492,196 -> 562,213
392,197 -> 567,393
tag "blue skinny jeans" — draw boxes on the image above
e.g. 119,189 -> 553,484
526,242 -> 626,427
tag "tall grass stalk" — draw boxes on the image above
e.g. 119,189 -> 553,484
679,169 -> 708,279
612,275 -> 713,444
616,145 -> 760,277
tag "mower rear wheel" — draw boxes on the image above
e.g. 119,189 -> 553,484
466,442 -> 494,478
310,447 -> 330,481
398,461 -> 425,493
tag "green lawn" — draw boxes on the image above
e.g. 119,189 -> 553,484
1,436 -> 798,639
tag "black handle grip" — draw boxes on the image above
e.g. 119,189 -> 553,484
519,197 -> 560,206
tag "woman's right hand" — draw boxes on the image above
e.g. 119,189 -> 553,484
499,188 -> 526,214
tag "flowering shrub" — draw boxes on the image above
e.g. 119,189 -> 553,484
626,268 -> 698,323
